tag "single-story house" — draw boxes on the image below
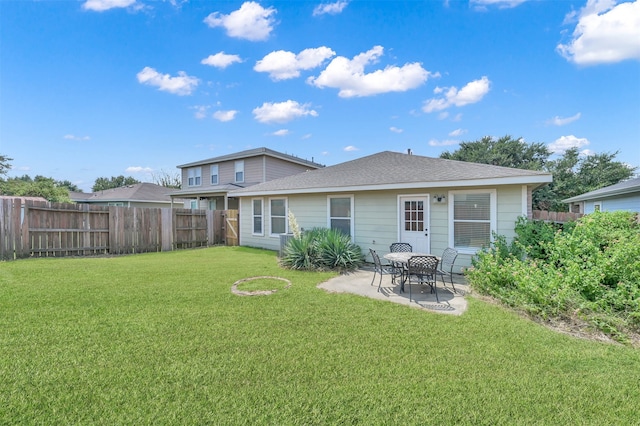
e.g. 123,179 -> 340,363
70,183 -> 183,208
170,147 -> 324,210
563,176 -> 640,214
229,150 -> 553,270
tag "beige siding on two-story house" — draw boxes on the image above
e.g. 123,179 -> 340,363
181,155 -> 318,189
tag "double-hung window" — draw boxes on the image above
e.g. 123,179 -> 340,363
235,160 -> 244,183
269,198 -> 287,236
210,165 -> 219,185
252,199 -> 264,235
188,167 -> 201,187
450,190 -> 496,252
328,196 -> 353,237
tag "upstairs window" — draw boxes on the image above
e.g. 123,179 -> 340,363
210,165 -> 219,185
235,160 -> 244,183
188,167 -> 201,187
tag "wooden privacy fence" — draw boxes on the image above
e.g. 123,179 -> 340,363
532,210 -> 583,223
0,198 -> 238,261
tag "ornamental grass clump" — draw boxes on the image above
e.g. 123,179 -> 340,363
281,227 -> 364,272
467,211 -> 640,345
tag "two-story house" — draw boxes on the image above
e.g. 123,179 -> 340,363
171,147 -> 324,210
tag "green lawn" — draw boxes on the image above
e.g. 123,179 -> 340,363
1,247 -> 639,425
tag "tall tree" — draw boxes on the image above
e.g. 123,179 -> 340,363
152,169 -> 181,189
440,137 -> 636,211
534,148 -> 635,211
0,175 -> 71,203
440,135 -> 549,170
0,154 -> 13,176
92,175 -> 141,192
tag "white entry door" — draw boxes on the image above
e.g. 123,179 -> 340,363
399,196 -> 430,254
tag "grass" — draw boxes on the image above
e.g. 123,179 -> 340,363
1,246 -> 639,425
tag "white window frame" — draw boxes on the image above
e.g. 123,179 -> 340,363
252,198 -> 264,236
235,160 -> 244,183
189,199 -> 198,210
327,195 -> 354,237
448,189 -> 497,255
188,167 -> 201,187
210,164 -> 219,185
269,197 -> 288,237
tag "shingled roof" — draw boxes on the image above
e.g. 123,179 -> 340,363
177,147 -> 324,169
563,177 -> 640,203
230,151 -> 552,196
74,183 -> 178,203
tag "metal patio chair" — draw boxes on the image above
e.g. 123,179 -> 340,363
369,248 -> 399,291
389,242 -> 412,285
406,255 -> 440,303
436,248 -> 459,293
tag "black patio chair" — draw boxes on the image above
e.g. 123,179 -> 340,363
436,248 -> 459,293
389,242 -> 412,284
369,249 -> 399,291
406,255 -> 439,303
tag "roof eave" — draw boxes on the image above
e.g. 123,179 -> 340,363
563,186 -> 640,203
231,175 -> 553,197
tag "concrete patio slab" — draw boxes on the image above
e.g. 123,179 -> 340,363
318,267 -> 469,315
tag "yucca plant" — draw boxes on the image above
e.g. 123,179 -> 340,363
280,227 -> 364,272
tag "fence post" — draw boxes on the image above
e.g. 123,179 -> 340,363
161,208 -> 173,252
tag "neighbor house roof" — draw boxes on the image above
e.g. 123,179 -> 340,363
230,151 -> 552,196
177,147 -> 325,169
563,177 -> 640,203
72,183 -> 179,203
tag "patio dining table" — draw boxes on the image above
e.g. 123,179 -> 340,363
383,252 -> 440,292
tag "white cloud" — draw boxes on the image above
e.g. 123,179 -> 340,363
213,110 -> 238,122
204,1 -> 276,41
448,128 -> 467,137
308,45 -> 434,97
344,145 -> 359,151
82,0 -> 137,12
428,139 -> 459,146
136,67 -> 199,96
546,112 -> 582,126
389,126 -> 404,133
191,105 -> 209,119
313,1 -> 349,16
422,76 -> 491,113
301,133 -> 312,140
254,47 -> 336,80
272,129 -> 290,136
557,0 -> 640,65
201,52 -> 243,69
126,166 -> 154,174
252,100 -> 318,124
63,134 -> 91,141
548,135 -> 590,154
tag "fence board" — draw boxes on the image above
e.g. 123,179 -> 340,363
0,198 -> 237,260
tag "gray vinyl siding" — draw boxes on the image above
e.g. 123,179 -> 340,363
584,194 -> 640,213
238,185 -> 531,271
495,185 -> 527,242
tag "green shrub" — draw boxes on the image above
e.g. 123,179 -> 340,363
467,211 -> 640,344
281,228 -> 364,272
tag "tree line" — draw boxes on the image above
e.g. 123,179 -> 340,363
0,154 -> 180,203
1,138 -> 636,210
440,135 -> 635,211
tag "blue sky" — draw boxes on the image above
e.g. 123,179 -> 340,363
1,0 -> 639,192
